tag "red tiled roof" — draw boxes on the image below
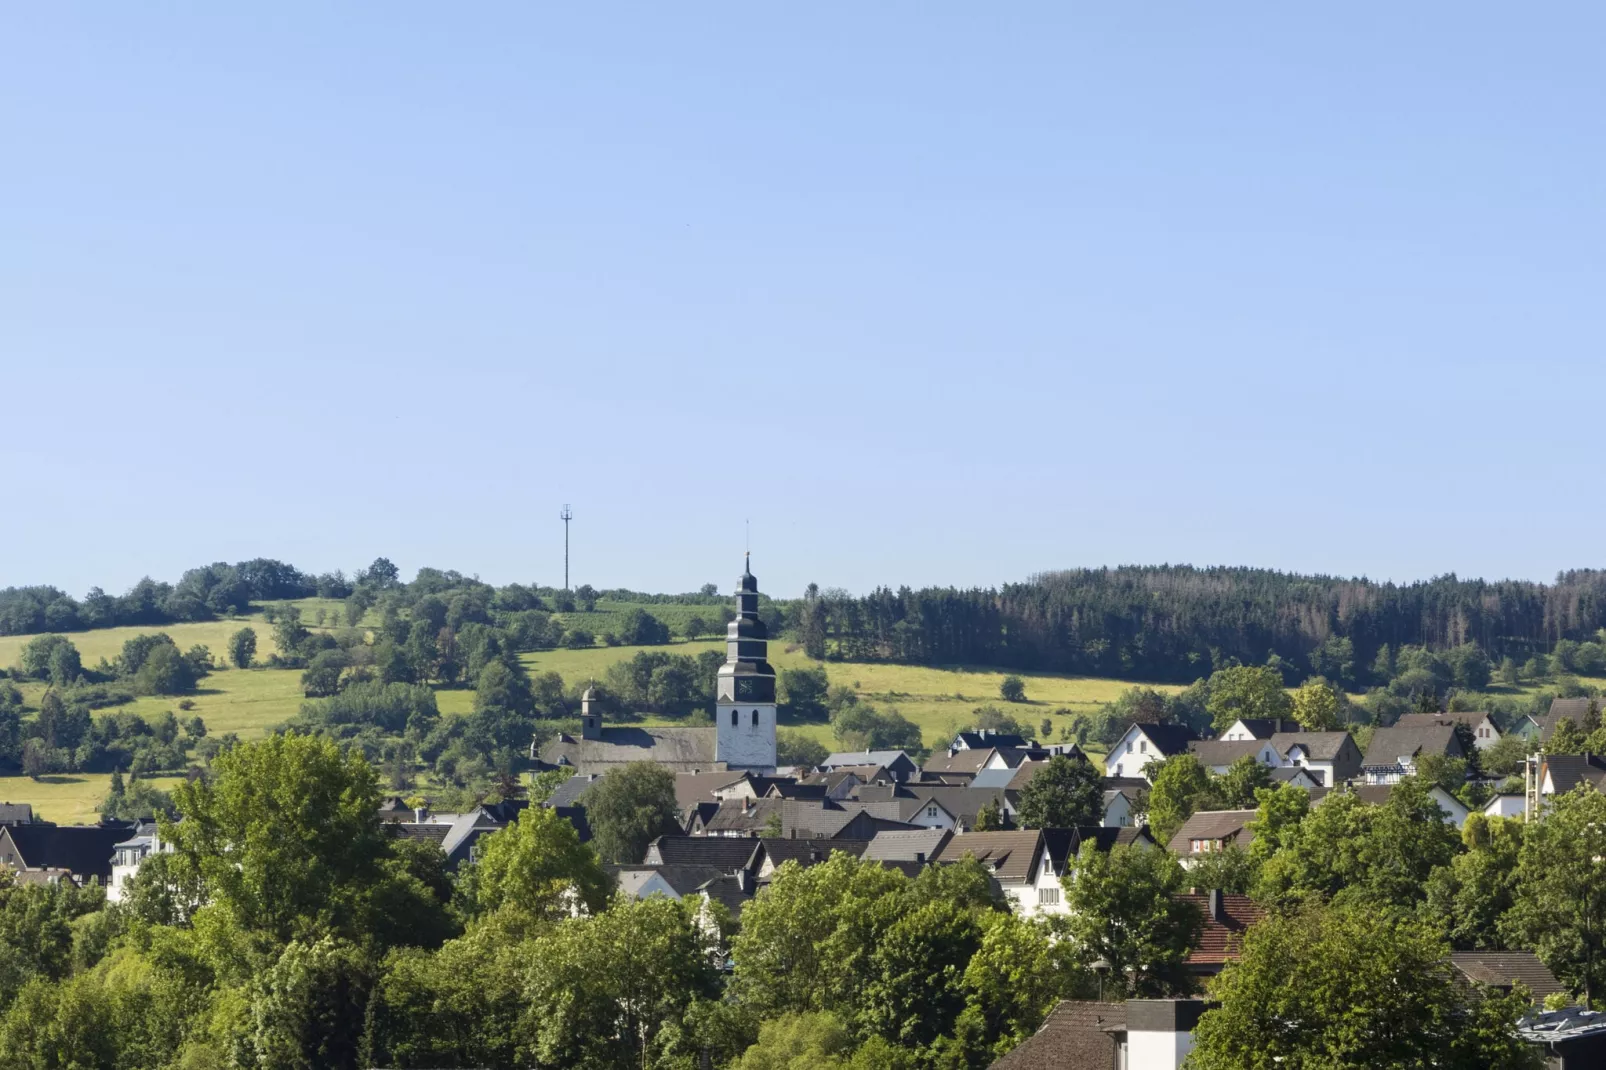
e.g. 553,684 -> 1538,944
1178,893 -> 1265,965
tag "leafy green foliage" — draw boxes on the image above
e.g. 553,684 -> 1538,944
580,761 -> 682,864
1190,900 -> 1539,1070
1205,665 -> 1293,734
1060,842 -> 1200,997
1502,785 -> 1606,1003
1015,753 -> 1102,829
998,675 -> 1026,702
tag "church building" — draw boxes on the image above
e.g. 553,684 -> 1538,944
537,555 -> 779,774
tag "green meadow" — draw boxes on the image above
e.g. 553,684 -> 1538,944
0,613 -> 1175,823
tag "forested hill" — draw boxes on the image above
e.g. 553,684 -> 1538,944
7,558 -> 1606,686
798,566 -> 1606,682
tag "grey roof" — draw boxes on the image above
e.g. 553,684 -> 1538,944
1451,951 -> 1563,999
702,797 -> 783,834
671,771 -> 749,807
1269,766 -> 1324,786
1270,731 -> 1354,761
1167,809 -> 1258,856
611,864 -> 729,897
1040,826 -> 1153,873
1128,722 -> 1198,756
545,773 -> 605,809
969,767 -> 1019,790
0,823 -> 133,883
1543,754 -> 1606,794
1518,1006 -> 1606,1044
643,835 -> 759,870
931,830 -> 1044,883
821,750 -> 913,770
697,872 -> 755,919
1397,711 -> 1494,731
1188,739 -> 1266,767
1228,718 -> 1300,739
920,749 -> 999,776
1361,722 -> 1461,768
540,727 -> 719,773
751,837 -> 870,872
0,803 -> 35,824
954,730 -> 1030,750
862,828 -> 954,862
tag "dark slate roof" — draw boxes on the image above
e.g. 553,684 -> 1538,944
1361,722 -> 1461,768
1230,718 -> 1300,739
1543,754 -> 1606,794
752,838 -> 870,871
1451,951 -> 1564,999
954,731 -> 1030,750
1178,892 -> 1264,966
540,727 -> 718,772
698,872 -> 755,919
0,803 -> 35,824
1188,739 -> 1267,767
553,805 -> 592,843
643,835 -> 760,870
990,1000 -> 1126,1070
0,823 -> 132,882
1269,766 -> 1324,786
1103,776 -> 1150,794
545,774 -> 605,809
611,864 -> 730,896
1270,731 -> 1354,761
702,798 -> 783,834
1131,722 -> 1198,756
389,823 -> 450,848
862,828 -> 953,862
931,831 -> 1044,884
1038,827 -> 1153,875
763,780 -> 827,800
1168,809 -> 1258,856
1548,697 -> 1597,730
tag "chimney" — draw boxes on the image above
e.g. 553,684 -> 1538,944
1208,888 -> 1226,924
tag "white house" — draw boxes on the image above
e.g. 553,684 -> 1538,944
1187,739 -> 1281,775
1483,793 -> 1526,819
1102,789 -> 1135,828
1220,718 -> 1299,742
1270,731 -> 1363,788
107,822 -> 169,905
933,827 -> 1155,920
1394,711 -> 1502,751
1105,724 -> 1198,781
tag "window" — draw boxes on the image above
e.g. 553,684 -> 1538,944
731,710 -> 738,727
1139,740 -> 1148,753
926,806 -> 939,818
1126,740 -> 1134,753
1038,886 -> 1060,905
752,709 -> 759,726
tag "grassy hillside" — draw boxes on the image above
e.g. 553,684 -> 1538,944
0,614 -> 1171,822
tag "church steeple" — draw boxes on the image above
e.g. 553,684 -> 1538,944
716,554 -> 777,770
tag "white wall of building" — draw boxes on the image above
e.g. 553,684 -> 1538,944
716,702 -> 777,770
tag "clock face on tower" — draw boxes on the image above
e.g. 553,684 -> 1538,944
735,677 -> 761,700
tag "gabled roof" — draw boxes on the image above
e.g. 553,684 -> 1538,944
1530,698 -> 1598,743
611,864 -> 729,897
546,773 -> 606,809
921,748 -> 1002,776
1397,711 -> 1494,732
1188,739 -> 1267,767
954,730 -> 1030,750
763,780 -> 827,800
1126,722 -> 1198,756
862,828 -> 953,862
1269,766 -> 1324,786
1103,775 -> 1150,794
697,872 -> 755,919
702,797 -> 783,834
643,835 -> 760,870
540,727 -> 718,772
1451,951 -> 1563,999
1361,722 -> 1461,768
969,767 -> 1020,790
1270,731 -> 1354,761
989,1000 -> 1126,1070
1229,718 -> 1300,739
1039,826 -> 1152,873
0,803 -> 35,824
931,830 -> 1044,884
1178,892 -> 1264,966
0,823 -> 133,882
821,750 -> 914,770
1542,754 -> 1606,795
750,837 -> 870,872
673,770 -> 748,808
1167,809 -> 1258,855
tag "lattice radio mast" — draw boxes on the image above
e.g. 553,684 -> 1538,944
560,504 -> 573,591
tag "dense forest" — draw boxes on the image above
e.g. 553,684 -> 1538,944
9,559 -> 1606,689
797,566 -> 1606,682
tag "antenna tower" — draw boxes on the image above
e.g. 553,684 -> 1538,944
560,504 -> 573,590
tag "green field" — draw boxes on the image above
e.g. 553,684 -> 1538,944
0,618 -> 1176,823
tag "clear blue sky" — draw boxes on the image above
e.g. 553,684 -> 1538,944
6,5 -> 1605,599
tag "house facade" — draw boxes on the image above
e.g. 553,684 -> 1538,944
1105,723 -> 1197,781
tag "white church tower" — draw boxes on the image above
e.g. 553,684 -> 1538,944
715,554 -> 778,772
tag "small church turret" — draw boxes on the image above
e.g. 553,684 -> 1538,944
580,685 -> 602,741
715,554 -> 778,771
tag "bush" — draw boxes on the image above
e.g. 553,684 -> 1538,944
999,675 -> 1027,703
